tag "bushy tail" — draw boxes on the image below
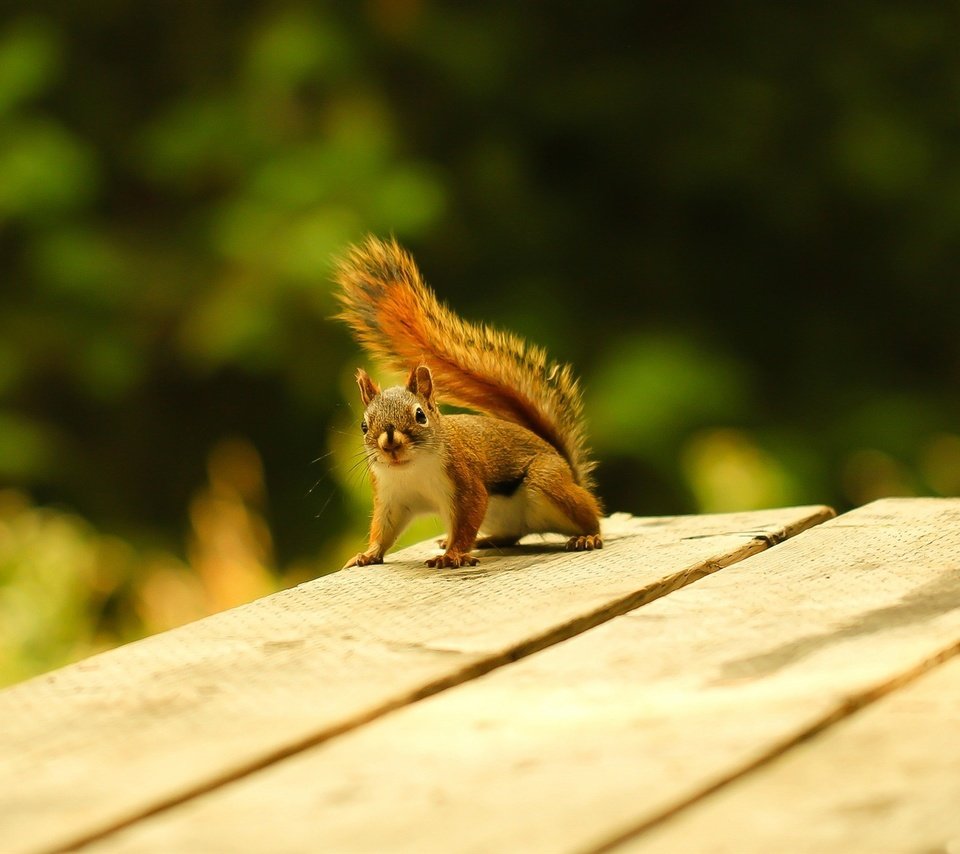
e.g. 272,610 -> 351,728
333,235 -> 596,489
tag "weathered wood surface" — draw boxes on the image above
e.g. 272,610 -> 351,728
0,505 -> 831,854
84,498 -> 960,854
630,651 -> 960,853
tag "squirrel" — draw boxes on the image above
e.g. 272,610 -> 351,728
334,235 -> 603,569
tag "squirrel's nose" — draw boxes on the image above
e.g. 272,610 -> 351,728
378,424 -> 401,451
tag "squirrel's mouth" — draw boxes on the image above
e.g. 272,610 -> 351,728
378,449 -> 411,466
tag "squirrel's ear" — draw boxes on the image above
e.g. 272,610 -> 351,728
356,368 -> 380,406
407,364 -> 434,404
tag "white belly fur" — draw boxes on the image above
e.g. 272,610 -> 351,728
481,485 -> 579,539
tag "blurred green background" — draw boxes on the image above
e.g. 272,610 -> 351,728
2,2 -> 959,686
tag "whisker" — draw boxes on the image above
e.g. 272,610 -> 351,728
314,490 -> 336,520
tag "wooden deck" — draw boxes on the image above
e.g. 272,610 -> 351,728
2,498 -> 959,853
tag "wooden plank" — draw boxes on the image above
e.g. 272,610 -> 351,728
0,505 -> 830,854
624,650 -> 960,854
81,498 -> 960,854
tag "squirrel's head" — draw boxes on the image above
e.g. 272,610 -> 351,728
356,365 -> 439,467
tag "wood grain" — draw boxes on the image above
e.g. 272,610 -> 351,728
0,505 -> 830,854
82,498 -> 960,854
623,648 -> 960,853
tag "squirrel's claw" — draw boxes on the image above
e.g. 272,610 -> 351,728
426,551 -> 479,569
344,551 -> 384,569
566,534 -> 603,552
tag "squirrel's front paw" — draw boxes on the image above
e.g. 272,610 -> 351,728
426,551 -> 479,569
565,534 -> 603,551
344,552 -> 384,569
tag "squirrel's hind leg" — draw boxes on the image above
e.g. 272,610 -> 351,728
524,455 -> 603,551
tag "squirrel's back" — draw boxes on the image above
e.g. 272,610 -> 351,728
334,235 -> 596,490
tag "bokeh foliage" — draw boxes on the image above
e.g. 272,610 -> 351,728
2,2 -> 959,685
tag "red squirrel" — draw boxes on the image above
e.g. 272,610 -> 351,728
335,236 -> 602,569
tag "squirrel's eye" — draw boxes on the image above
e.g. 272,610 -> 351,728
360,420 -> 368,434
415,407 -> 427,425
